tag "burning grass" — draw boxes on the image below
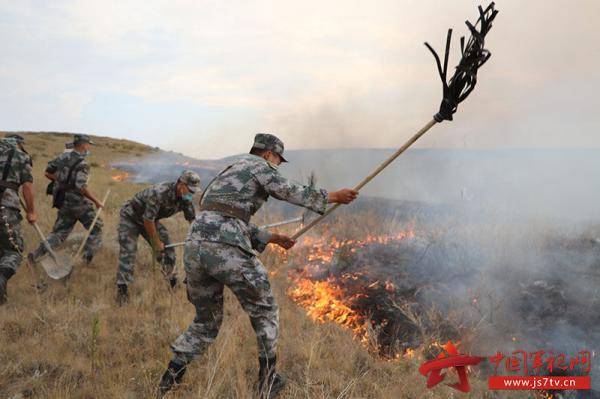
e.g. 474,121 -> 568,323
110,171 -> 131,182
283,209 -> 600,398
286,227 -> 462,360
288,234 -> 414,333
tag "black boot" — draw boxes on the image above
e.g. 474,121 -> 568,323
258,356 -> 286,399
157,359 -> 187,397
116,284 -> 129,306
0,268 -> 15,305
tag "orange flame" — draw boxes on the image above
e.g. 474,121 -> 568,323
404,348 -> 416,359
111,171 -> 131,182
287,230 -> 416,348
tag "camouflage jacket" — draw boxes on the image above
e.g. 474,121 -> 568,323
46,150 -> 91,207
190,154 -> 328,254
122,181 -> 195,224
0,140 -> 33,210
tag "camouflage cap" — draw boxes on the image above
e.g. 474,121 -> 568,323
179,170 -> 201,193
251,133 -> 288,162
5,134 -> 25,144
73,134 -> 95,145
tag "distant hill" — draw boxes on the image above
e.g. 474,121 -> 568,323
114,147 -> 600,222
6,132 -> 596,221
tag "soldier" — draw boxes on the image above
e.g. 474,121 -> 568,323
115,170 -> 201,305
158,133 -> 358,398
28,134 -> 104,266
0,134 -> 36,304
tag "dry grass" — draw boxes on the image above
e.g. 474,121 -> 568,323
0,133 -> 537,398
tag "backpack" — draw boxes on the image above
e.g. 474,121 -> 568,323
0,146 -> 19,199
52,156 -> 84,209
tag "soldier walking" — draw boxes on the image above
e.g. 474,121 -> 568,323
115,170 -> 201,305
28,134 -> 104,266
0,134 -> 36,304
158,133 -> 358,398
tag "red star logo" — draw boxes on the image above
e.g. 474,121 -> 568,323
418,341 -> 485,392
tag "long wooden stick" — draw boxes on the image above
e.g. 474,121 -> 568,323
291,118 -> 438,240
32,222 -> 59,260
260,216 -> 303,229
74,189 -> 110,260
163,216 -> 306,249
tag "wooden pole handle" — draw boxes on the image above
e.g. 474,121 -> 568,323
74,189 -> 110,260
291,119 -> 438,240
19,197 -> 58,259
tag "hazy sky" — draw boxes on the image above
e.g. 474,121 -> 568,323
1,0 -> 598,159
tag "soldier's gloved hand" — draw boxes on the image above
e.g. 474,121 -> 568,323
328,189 -> 359,204
269,234 -> 296,250
26,211 -> 37,224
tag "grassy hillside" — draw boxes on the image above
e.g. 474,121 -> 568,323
0,132 -> 524,398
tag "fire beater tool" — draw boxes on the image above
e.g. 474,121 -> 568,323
71,189 -> 110,265
20,197 -> 73,280
290,2 -> 499,240
23,190 -> 110,279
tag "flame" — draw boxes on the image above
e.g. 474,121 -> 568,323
288,277 -> 365,335
430,341 -> 444,349
299,231 -> 415,265
287,230 -> 415,349
385,280 -> 395,292
111,171 -> 131,182
404,348 -> 416,359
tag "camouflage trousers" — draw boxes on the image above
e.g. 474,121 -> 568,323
116,212 -> 176,285
0,208 -> 24,280
31,202 -> 103,261
171,241 -> 279,364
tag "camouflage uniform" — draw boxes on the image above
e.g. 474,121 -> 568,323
0,138 -> 33,284
171,150 -> 328,364
116,181 -> 196,286
30,150 -> 102,262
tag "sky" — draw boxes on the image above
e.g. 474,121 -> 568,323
0,0 -> 598,159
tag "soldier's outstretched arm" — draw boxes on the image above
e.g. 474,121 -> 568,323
255,167 -> 358,212
255,167 -> 329,214
139,189 -> 164,250
143,219 -> 164,252
21,181 -> 37,223
80,187 -> 103,209
73,162 -> 102,208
